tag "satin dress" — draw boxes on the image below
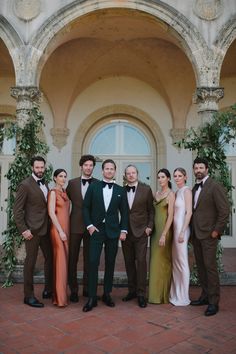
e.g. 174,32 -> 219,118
48,189 -> 70,307
169,186 -> 190,306
148,196 -> 173,304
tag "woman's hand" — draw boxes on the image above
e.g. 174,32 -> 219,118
178,231 -> 184,243
159,234 -> 166,247
59,230 -> 67,241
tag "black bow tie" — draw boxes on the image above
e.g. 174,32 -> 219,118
81,178 -> 92,186
195,181 -> 203,190
102,181 -> 114,189
126,185 -> 136,193
37,178 -> 45,186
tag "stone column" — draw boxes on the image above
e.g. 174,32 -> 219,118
11,86 -> 42,128
193,87 -> 224,123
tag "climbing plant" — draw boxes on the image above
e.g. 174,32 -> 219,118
177,104 -> 236,284
1,107 -> 52,287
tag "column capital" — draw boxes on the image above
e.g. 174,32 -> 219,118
193,87 -> 224,112
170,128 -> 187,148
50,128 -> 70,151
11,86 -> 42,127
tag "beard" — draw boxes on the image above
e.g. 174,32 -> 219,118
33,171 -> 44,179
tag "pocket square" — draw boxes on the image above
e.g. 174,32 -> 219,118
118,195 -> 121,197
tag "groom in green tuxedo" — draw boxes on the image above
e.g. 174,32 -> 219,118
82,159 -> 128,312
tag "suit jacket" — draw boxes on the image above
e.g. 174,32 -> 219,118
126,182 -> 154,237
83,181 -> 129,238
192,176 -> 230,239
66,176 -> 97,234
13,176 -> 49,236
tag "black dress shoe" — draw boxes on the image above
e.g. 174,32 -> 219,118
205,304 -> 219,316
122,292 -> 137,302
24,297 -> 44,308
70,293 -> 79,303
190,298 -> 209,306
42,290 -> 52,299
83,298 -> 97,312
138,296 -> 147,308
102,294 -> 115,307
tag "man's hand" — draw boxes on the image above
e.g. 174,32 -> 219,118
211,230 -> 219,239
119,232 -> 127,241
22,230 -> 33,240
88,226 -> 99,236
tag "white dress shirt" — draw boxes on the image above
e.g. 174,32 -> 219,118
194,175 -> 209,209
32,173 -> 48,201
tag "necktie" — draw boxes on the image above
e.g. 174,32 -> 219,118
126,185 -> 136,192
81,178 -> 92,186
195,181 -> 203,190
102,181 -> 113,189
37,178 -> 45,185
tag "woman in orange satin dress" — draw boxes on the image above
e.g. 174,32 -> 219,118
48,169 -> 70,307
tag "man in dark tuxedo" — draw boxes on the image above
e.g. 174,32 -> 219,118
66,154 -> 97,302
122,165 -> 154,308
190,157 -> 230,316
82,159 -> 128,312
13,156 -> 53,307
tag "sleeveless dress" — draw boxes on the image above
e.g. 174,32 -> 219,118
48,189 -> 70,307
169,186 -> 190,306
148,196 -> 173,304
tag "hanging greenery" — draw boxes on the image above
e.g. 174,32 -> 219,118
176,104 -> 236,284
1,107 -> 52,287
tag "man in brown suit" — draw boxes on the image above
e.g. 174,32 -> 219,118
66,154 -> 97,302
13,156 -> 53,307
122,165 -> 154,308
191,157 -> 230,316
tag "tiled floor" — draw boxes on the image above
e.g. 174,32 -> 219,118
0,284 -> 236,354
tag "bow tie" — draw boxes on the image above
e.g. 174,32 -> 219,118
81,178 -> 92,186
37,178 -> 45,186
102,181 -> 114,189
126,185 -> 136,193
195,181 -> 203,190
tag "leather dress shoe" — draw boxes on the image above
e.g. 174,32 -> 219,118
205,304 -> 219,316
24,297 -> 44,308
102,294 -> 115,307
42,290 -> 52,299
83,298 -> 97,312
122,292 -> 137,302
70,293 -> 79,303
138,296 -> 147,308
190,298 -> 209,306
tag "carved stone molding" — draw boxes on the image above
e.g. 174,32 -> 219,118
170,128 -> 187,148
11,86 -> 41,127
13,0 -> 41,21
50,128 -> 70,151
193,87 -> 224,112
193,0 -> 223,21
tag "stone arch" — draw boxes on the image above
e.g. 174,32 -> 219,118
0,15 -> 24,85
71,104 -> 166,177
213,14 -> 236,82
27,0 -> 208,86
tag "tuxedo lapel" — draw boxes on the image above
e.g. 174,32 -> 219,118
195,177 -> 211,209
107,184 -> 118,212
30,176 -> 47,203
130,183 -> 140,210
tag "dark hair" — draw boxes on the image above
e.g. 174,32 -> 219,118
30,156 -> 46,166
79,154 -> 96,167
102,159 -> 116,170
124,164 -> 139,175
173,167 -> 187,176
53,169 -> 67,178
157,168 -> 172,189
193,157 -> 208,169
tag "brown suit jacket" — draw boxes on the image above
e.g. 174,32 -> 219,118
66,177 -> 97,234
127,182 -> 155,237
192,176 -> 230,240
13,176 -> 49,236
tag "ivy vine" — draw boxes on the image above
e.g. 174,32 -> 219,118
1,107 -> 52,287
177,104 -> 236,284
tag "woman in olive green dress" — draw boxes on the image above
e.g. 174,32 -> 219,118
148,168 -> 175,304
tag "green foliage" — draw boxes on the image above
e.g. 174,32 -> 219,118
177,104 -> 236,284
1,108 -> 52,287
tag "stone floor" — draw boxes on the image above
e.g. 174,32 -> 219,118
0,285 -> 236,354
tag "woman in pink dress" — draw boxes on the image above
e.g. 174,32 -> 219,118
48,169 -> 70,307
169,167 -> 192,306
